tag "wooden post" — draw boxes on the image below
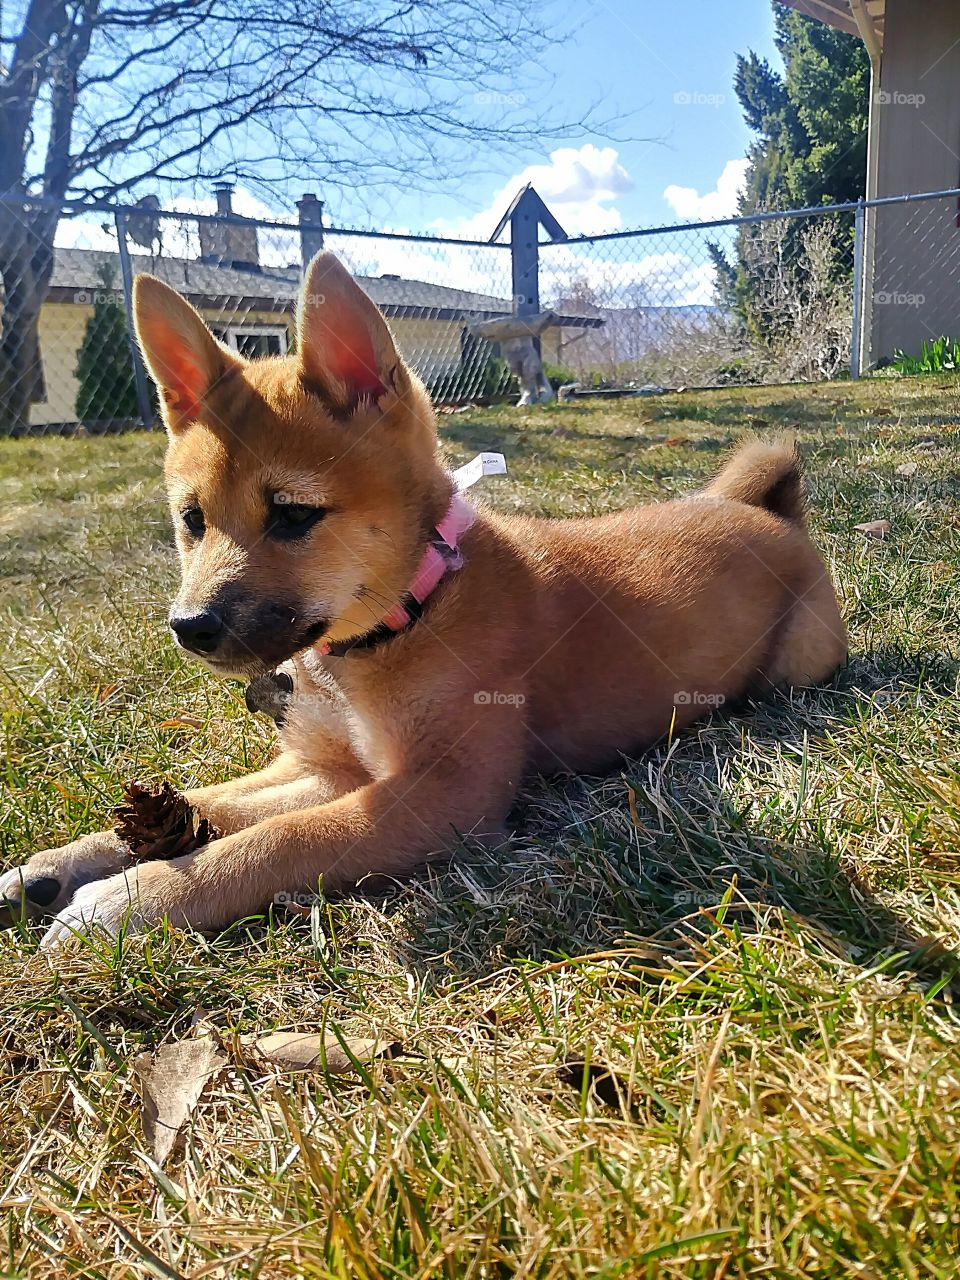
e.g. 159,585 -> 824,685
491,183 -> 568,319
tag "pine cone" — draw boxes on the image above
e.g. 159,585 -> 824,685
113,780 -> 221,862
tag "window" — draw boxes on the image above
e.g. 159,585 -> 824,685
213,324 -> 288,358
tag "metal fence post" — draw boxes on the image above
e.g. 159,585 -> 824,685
115,210 -> 154,428
850,197 -> 866,379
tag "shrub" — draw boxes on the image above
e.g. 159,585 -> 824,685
74,269 -> 140,423
541,362 -> 578,388
429,353 -> 510,403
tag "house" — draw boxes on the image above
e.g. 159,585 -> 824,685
781,0 -> 960,365
31,197 -> 602,426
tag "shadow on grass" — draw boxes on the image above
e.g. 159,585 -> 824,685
370,648 -> 960,1000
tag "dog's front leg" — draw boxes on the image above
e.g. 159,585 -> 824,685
181,749 -> 370,834
0,831 -> 132,924
2,750 -> 367,924
39,733 -> 525,947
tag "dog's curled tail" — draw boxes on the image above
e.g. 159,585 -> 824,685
706,436 -> 806,523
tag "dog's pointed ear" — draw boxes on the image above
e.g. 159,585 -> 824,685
133,274 -> 237,428
297,252 -> 404,413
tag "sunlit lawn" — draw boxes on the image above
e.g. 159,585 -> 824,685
1,376 -> 959,1277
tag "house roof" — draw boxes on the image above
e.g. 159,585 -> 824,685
48,246 -> 603,328
778,1 -> 884,54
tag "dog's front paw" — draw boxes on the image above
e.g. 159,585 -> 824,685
39,857 -> 205,950
40,866 -> 148,949
1,832 -> 131,924
0,862 -> 65,918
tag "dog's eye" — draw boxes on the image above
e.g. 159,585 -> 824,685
181,506 -> 205,537
267,503 -> 327,539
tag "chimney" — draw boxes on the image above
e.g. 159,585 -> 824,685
199,181 -> 260,271
297,192 -> 325,272
214,180 -> 233,216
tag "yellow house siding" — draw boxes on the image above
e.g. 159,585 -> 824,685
30,302 -> 92,426
29,302 -> 478,426
30,292 -> 571,425
389,316 -> 465,381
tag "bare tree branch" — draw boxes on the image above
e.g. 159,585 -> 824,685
0,0 -> 619,431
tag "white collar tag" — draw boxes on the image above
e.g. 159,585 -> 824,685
452,451 -> 507,492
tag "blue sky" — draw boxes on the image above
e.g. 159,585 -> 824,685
355,0 -> 783,239
56,0 -> 784,259
171,0 -> 783,239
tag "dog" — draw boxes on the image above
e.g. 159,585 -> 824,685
0,253 -> 847,948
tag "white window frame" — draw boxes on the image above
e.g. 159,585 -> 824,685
216,324 -> 289,355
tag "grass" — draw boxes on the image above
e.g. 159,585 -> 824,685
1,376 -> 959,1277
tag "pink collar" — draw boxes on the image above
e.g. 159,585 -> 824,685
318,492 -> 476,656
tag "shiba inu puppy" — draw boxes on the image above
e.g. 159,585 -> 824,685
0,254 -> 847,947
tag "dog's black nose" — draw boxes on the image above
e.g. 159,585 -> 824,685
169,608 -> 224,653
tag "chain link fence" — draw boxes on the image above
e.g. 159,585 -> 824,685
863,191 -> 960,372
1,187 -> 959,433
539,209 -> 856,389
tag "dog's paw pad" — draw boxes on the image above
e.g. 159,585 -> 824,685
1,868 -> 65,919
22,876 -> 61,907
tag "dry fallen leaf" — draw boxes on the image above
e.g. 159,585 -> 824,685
159,715 -> 205,730
133,1037 -> 226,1165
50,780 -> 84,801
246,1032 -> 404,1076
896,461 -> 919,477
854,519 -> 891,540
623,779 -> 649,835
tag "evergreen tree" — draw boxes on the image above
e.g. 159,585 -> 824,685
736,7 -> 869,215
714,3 -> 869,358
74,268 -> 140,423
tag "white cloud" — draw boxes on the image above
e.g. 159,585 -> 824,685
54,213 -> 118,252
50,152 -> 724,315
663,158 -> 748,223
441,144 -> 634,240
320,145 -> 636,300
542,245 -> 718,309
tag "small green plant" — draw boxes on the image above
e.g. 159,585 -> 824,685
541,362 -> 578,389
890,335 -> 960,376
429,353 -> 510,403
